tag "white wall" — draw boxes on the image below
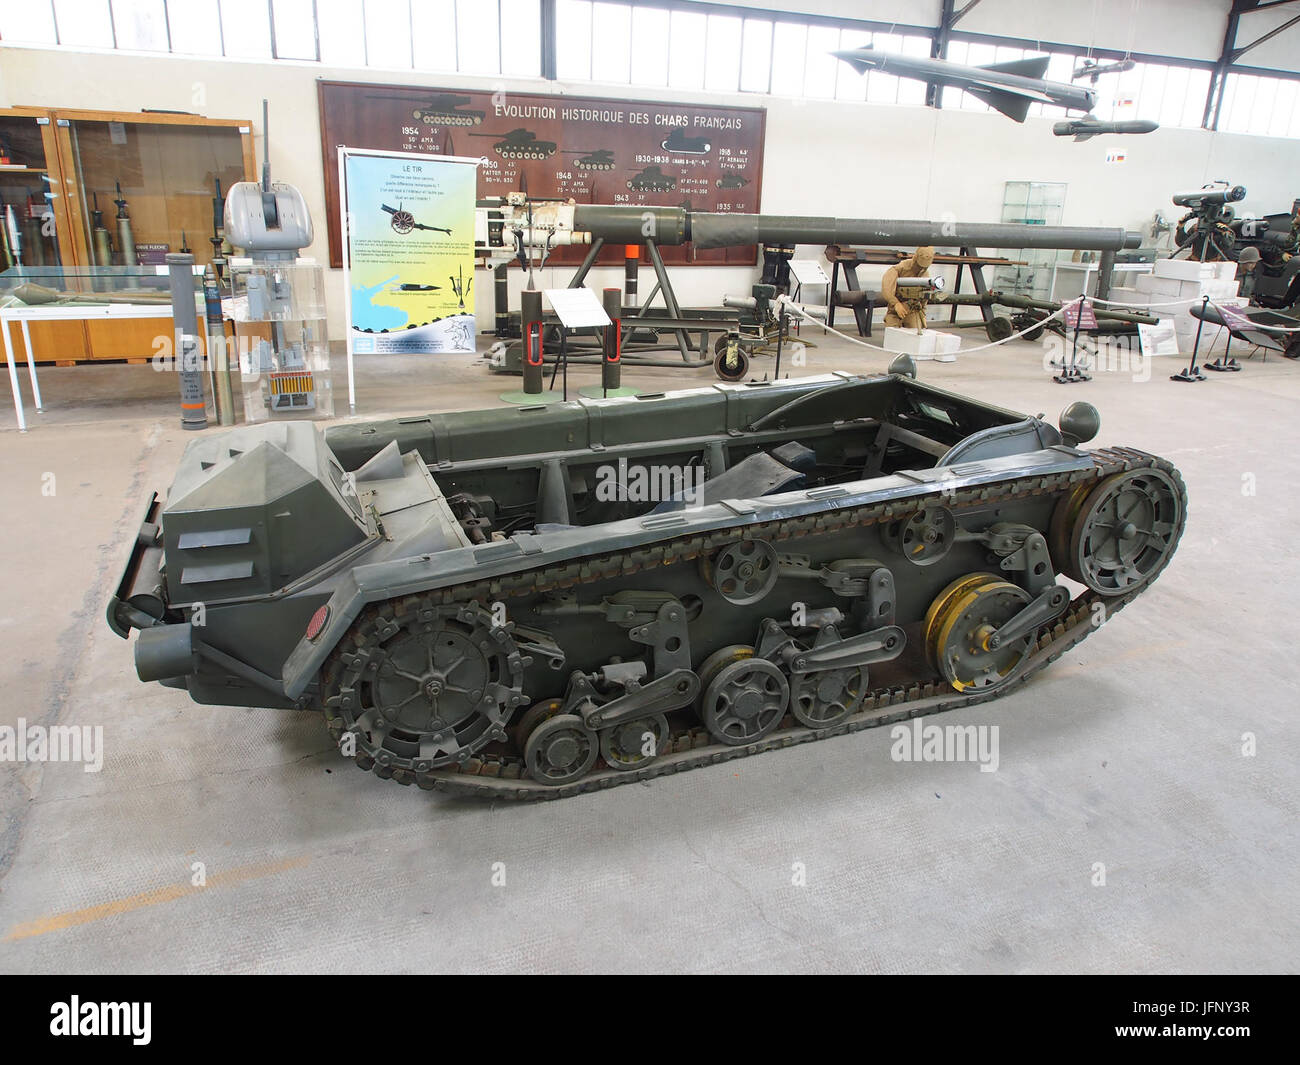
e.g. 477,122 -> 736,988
3,43 -> 1299,339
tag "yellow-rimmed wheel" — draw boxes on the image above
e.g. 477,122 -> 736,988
923,573 -> 1000,670
925,574 -> 1034,692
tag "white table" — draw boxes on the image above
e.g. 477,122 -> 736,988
1049,261 -> 1153,303
2,302 -> 174,432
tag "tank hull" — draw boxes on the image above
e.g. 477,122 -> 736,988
108,374 -> 1186,797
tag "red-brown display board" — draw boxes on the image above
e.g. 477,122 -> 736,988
318,80 -> 765,269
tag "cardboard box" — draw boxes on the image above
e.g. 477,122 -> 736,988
1153,257 -> 1216,281
933,331 -> 961,355
883,327 -> 936,355
1137,273 -> 1185,296
1107,286 -> 1149,307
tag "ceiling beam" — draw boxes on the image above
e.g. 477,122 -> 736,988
926,0 -> 956,109
1230,10 -> 1300,60
1203,4 -> 1244,128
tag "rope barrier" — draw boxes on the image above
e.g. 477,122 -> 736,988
779,296 -> 1070,358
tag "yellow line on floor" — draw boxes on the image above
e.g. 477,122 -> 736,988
3,855 -> 310,942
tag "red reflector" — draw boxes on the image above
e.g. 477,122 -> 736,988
306,605 -> 330,641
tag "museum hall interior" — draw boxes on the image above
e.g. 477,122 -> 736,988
0,0 -> 1296,994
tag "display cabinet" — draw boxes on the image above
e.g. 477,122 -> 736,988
228,260 -> 334,421
994,181 -> 1069,300
1,109 -> 83,358
0,263 -> 208,367
0,107 -> 254,363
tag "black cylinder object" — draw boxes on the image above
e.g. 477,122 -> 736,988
601,287 -> 621,392
623,248 -> 638,306
494,263 -> 510,338
520,288 -> 544,394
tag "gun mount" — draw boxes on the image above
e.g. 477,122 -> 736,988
1173,182 -> 1247,261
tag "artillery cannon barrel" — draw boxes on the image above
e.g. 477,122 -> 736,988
571,205 -> 1140,251
945,290 -> 1160,325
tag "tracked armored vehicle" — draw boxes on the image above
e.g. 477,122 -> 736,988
563,149 -> 616,171
627,166 -> 677,193
662,129 -> 712,154
470,129 -> 557,161
109,373 -> 1185,800
381,92 -> 484,127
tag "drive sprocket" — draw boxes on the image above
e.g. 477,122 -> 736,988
322,599 -> 528,785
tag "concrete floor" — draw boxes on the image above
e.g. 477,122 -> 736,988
0,327 -> 1296,973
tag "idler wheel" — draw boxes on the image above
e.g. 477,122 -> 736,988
700,655 -> 789,746
600,713 -> 670,771
789,666 -> 869,730
525,714 -> 598,786
925,575 -> 1034,692
1065,468 -> 1183,595
701,539 -> 778,605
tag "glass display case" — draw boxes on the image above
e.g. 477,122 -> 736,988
0,264 -> 177,306
0,108 -> 253,363
56,111 -> 251,273
1,262 -> 235,429
995,181 -> 1069,300
0,110 -> 65,271
227,260 -> 333,421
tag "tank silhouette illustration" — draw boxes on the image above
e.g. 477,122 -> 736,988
470,129 -> 558,160
716,174 -> 751,190
563,149 -> 616,171
371,92 -> 485,126
662,128 -> 713,154
627,166 -> 677,193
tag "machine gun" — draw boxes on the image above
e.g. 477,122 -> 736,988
1172,182 -> 1246,261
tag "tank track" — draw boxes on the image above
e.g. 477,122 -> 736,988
322,448 -> 1185,800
